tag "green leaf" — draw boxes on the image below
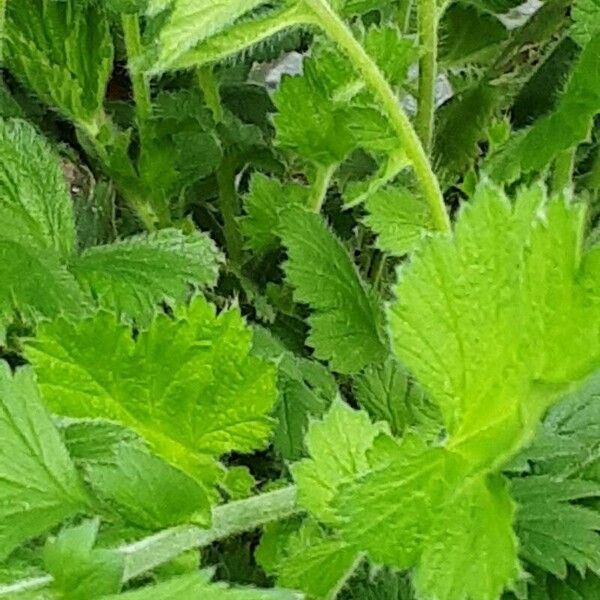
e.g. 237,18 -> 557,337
512,476 -> 600,577
0,363 -> 88,560
69,229 -> 221,321
352,355 -> 441,438
0,119 -> 75,257
240,174 -> 309,253
25,296 -> 277,518
414,476 -> 519,600
363,186 -> 434,256
152,0 -> 269,73
45,520 -> 124,600
5,0 -> 113,125
280,206 -> 388,374
292,400 -> 387,526
87,446 -> 210,529
363,26 -> 417,87
277,535 -> 359,600
488,35 -> 600,182
388,182 -> 600,467
572,0 -> 600,47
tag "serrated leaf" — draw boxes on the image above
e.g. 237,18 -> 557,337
292,400 -> 387,526
352,355 -> 441,438
87,446 -> 210,529
388,182 -> 600,467
280,207 -> 388,374
0,363 -> 88,560
241,174 -> 309,253
152,0 -> 269,73
488,35 -> 600,182
414,476 -> 519,600
0,119 -> 75,257
512,476 -> 600,577
45,520 -> 124,600
363,186 -> 434,256
5,0 -> 113,125
25,296 -> 277,518
69,229 -> 221,321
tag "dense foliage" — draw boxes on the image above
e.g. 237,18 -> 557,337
0,0 -> 599,598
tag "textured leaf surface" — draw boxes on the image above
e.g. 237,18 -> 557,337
363,186 -> 434,256
5,0 -> 113,124
0,364 -> 88,560
25,297 -> 277,514
292,400 -> 386,526
572,0 -> 600,47
70,229 -> 221,321
87,446 -> 210,529
0,119 -> 75,257
280,207 -> 388,374
513,476 -> 600,577
389,182 -> 600,465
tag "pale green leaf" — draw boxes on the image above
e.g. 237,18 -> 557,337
44,520 -> 124,600
25,296 -> 277,517
414,476 -> 519,600
363,186 -> 434,256
512,476 -> 600,577
0,119 -> 75,257
87,446 -> 210,529
572,0 -> 600,47
69,229 -> 221,321
5,0 -> 113,125
388,182 -> 600,467
280,206 -> 388,374
292,400 -> 387,526
0,363 -> 88,560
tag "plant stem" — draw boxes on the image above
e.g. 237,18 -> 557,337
416,0 -> 438,154
121,14 -> 152,126
0,0 -> 6,65
303,0 -> 450,232
0,487 -> 301,596
552,148 -> 576,194
397,0 -> 414,34
309,164 -> 337,212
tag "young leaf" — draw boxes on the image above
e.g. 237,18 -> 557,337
280,207 -> 388,374
44,520 -> 124,600
512,476 -> 600,577
0,363 -> 88,560
87,446 -> 210,529
69,229 -> 221,321
388,182 -> 600,466
572,0 -> 600,47
25,296 -> 277,518
291,400 -> 387,526
363,186 -> 434,256
0,119 -> 75,257
4,0 -> 113,126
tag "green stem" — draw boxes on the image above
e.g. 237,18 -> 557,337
303,0 -> 450,232
121,14 -> 152,126
197,66 -> 224,123
0,0 -> 6,65
552,148 -> 576,194
216,154 -> 244,263
587,147 -> 600,194
309,164 -> 337,212
416,0 -> 438,153
0,487 -> 301,596
397,0 -> 414,34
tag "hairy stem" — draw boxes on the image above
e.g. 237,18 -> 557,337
416,0 -> 438,153
0,0 -> 6,65
121,14 -> 152,125
397,0 -> 414,34
303,0 -> 450,232
198,66 -> 225,123
309,164 -> 337,212
0,487 -> 301,596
